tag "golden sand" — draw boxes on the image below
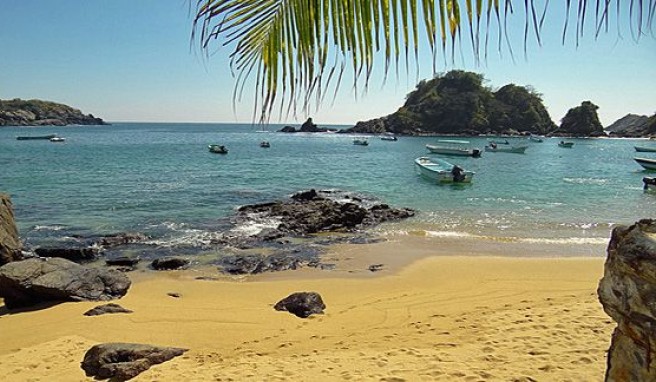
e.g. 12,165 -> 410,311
0,238 -> 613,381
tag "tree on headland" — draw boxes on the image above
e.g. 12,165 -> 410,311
558,101 -> 604,136
193,1 -> 655,122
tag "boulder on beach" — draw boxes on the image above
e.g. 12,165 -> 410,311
598,219 -> 656,381
274,291 -> 326,318
151,257 -> 190,270
34,247 -> 100,263
81,343 -> 187,381
0,193 -> 22,266
0,257 -> 131,309
83,303 -> 133,316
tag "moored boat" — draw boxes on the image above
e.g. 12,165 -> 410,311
16,134 -> 58,140
644,177 -> 656,191
635,146 -> 656,153
484,144 -> 528,154
260,141 -> 270,148
414,157 -> 475,183
558,141 -> 574,148
425,140 -> 481,157
380,133 -> 398,141
529,135 -> 544,142
635,157 -> 656,170
208,144 -> 228,154
353,138 -> 369,146
49,137 -> 66,142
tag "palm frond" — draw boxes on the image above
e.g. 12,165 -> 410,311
193,0 -> 656,122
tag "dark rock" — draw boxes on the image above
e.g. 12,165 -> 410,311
291,189 -> 319,201
34,247 -> 99,262
98,233 -> 149,247
299,117 -> 325,132
0,194 -> 22,266
80,343 -> 187,381
598,219 -> 656,381
279,125 -> 297,133
0,98 -> 107,126
106,256 -> 140,267
84,303 -> 133,316
151,257 -> 189,270
274,292 -> 326,318
0,257 -> 131,309
368,264 -> 384,272
218,253 -> 305,275
167,292 -> 181,298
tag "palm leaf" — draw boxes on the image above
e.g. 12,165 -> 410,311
193,0 -> 656,122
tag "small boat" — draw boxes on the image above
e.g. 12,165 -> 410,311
16,134 -> 58,140
488,138 -> 510,145
414,157 -> 475,183
426,140 -> 482,157
208,144 -> 228,154
644,177 -> 656,191
380,134 -> 398,141
353,138 -> 369,146
635,146 -> 656,153
260,141 -> 270,148
635,157 -> 656,170
49,137 -> 66,142
529,135 -> 544,142
484,144 -> 528,154
558,141 -> 574,148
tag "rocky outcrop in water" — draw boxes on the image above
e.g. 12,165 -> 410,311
0,194 -> 22,266
597,219 -> 656,381
81,343 -> 187,381
0,98 -> 107,126
0,257 -> 131,309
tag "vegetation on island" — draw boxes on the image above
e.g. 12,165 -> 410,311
345,70 -> 557,136
0,99 -> 107,126
557,101 -> 604,137
606,113 -> 656,137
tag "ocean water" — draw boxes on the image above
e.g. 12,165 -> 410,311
1,123 -> 654,251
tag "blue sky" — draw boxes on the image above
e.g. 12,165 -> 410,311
0,1 -> 654,126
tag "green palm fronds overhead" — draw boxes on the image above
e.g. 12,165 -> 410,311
193,1 -> 655,121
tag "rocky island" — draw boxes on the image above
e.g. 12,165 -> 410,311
0,98 -> 107,126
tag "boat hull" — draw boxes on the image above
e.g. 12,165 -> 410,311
426,144 -> 481,157
414,157 -> 474,183
635,157 -> 656,170
558,142 -> 574,148
635,146 -> 656,153
484,145 -> 528,154
16,134 -> 58,140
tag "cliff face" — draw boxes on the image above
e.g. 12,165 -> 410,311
598,219 -> 656,381
605,113 -> 655,138
0,99 -> 107,126
0,194 -> 22,266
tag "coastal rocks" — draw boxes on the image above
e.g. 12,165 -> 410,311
151,257 -> 189,270
274,292 -> 326,318
84,303 -> 133,316
0,257 -> 131,309
597,219 -> 656,381
106,256 -> 141,267
236,189 -> 414,236
279,125 -> 297,133
218,253 -> 310,275
0,98 -> 107,126
97,232 -> 149,248
81,343 -> 187,381
0,194 -> 22,266
34,247 -> 99,262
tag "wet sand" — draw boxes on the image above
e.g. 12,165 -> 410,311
0,238 -> 613,381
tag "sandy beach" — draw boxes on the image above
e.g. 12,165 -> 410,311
0,238 -> 614,381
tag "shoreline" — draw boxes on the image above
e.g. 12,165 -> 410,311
0,237 -> 614,381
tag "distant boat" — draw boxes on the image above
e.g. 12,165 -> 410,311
415,157 -> 475,183
529,135 -> 544,142
484,144 -> 528,154
426,140 -> 482,157
353,138 -> 369,146
380,133 -> 398,141
558,141 -> 574,148
16,134 -> 58,140
488,138 -> 510,145
208,144 -> 228,154
49,137 -> 66,142
260,141 -> 270,148
644,177 -> 656,191
635,157 -> 656,171
635,146 -> 656,153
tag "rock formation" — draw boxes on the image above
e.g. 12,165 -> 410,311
0,98 -> 107,126
0,257 -> 131,309
274,291 -> 326,318
81,343 -> 187,380
605,113 -> 656,138
598,219 -> 656,381
0,193 -> 22,266
84,303 -> 133,316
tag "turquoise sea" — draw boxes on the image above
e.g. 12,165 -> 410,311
1,123 -> 655,253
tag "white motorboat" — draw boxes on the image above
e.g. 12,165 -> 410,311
635,157 -> 656,170
414,157 -> 475,183
425,140 -> 481,157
